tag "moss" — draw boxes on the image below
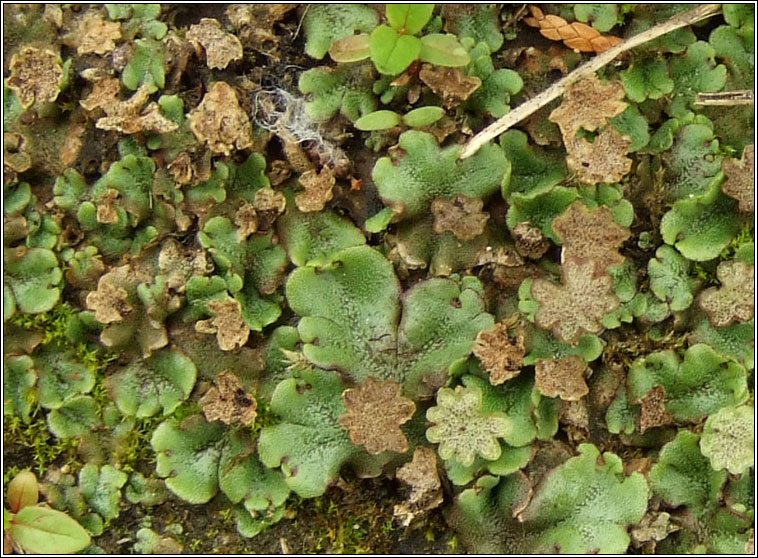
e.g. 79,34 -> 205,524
280,480 -> 401,554
116,416 -> 164,473
720,222 -> 755,261
4,409 -> 80,476
9,302 -> 119,374
165,402 -> 205,424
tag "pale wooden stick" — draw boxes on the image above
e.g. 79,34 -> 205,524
459,4 -> 723,160
695,90 -> 754,106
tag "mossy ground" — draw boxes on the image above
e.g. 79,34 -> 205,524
67,467 -> 453,554
5,390 -> 452,553
3,4 -> 754,554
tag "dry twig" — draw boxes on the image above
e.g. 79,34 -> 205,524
460,4 -> 723,160
695,90 -> 754,106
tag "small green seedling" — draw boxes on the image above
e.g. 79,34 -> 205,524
354,106 -> 445,131
337,4 -> 470,75
4,470 -> 90,554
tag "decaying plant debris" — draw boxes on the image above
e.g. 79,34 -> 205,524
3,4 -> 754,555
472,320 -> 525,385
339,377 -> 415,455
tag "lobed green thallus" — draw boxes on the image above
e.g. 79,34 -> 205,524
2,3 -> 753,554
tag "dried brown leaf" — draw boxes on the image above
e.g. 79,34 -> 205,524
225,4 -> 295,58
60,119 -> 86,169
267,160 -> 292,186
582,34 -> 624,54
7,47 -> 63,108
492,261 -> 545,290
630,512 -> 679,549
86,273 -> 132,324
254,187 -> 286,214
253,187 -> 287,230
565,129 -> 632,185
524,6 -> 623,53
393,447 -> 443,527
531,257 -> 619,344
721,145 -> 754,213
283,139 -> 316,173
79,73 -> 123,112
338,378 -> 415,455
81,74 -> 178,134
511,221 -> 550,259
95,188 -> 120,224
85,264 -> 175,357
420,115 -> 458,144
200,369 -> 257,426
639,385 -> 672,433
475,245 -> 524,268
44,4 -> 63,27
548,75 -> 627,140
553,202 -> 630,270
396,446 -> 441,495
158,239 -> 211,293
419,64 -> 482,108
295,167 -> 335,212
431,195 -> 490,241
560,399 -> 589,429
101,102 -> 178,134
195,298 -> 250,351
473,322 -> 525,385
697,260 -> 754,327
168,152 -> 193,185
234,202 -> 259,241
535,355 -> 589,401
64,12 -> 122,55
187,18 -> 244,70
226,4 -> 295,30
188,81 -> 253,155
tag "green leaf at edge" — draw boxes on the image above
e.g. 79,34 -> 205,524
11,506 -> 91,554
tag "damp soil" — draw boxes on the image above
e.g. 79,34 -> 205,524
87,471 -> 457,555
